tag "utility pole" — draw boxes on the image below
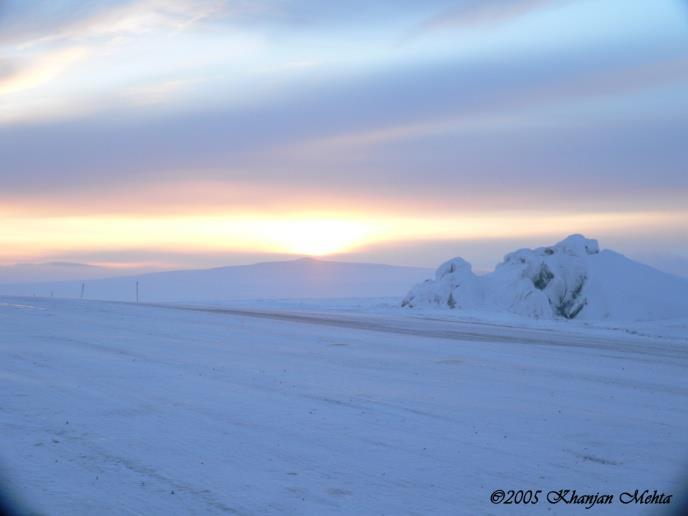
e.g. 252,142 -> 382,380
80,282 -> 85,299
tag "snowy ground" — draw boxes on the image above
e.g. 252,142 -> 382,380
1,297 -> 687,515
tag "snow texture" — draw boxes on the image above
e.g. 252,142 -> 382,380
402,234 -> 688,321
1,297 -> 686,514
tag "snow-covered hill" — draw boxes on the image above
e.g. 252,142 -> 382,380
0,258 -> 432,302
402,235 -> 688,321
0,262 -> 117,283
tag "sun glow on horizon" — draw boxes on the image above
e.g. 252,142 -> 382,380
262,219 -> 373,256
0,214 -> 378,261
1,209 -> 686,266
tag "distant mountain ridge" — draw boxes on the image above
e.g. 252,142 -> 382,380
0,258 -> 433,302
0,261 -> 110,283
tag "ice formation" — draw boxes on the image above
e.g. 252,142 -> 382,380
402,234 -> 688,321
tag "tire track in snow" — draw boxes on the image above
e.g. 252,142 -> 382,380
143,304 -> 688,363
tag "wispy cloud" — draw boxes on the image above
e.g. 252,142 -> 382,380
414,0 -> 567,34
287,54 -> 688,155
1,0 -> 232,48
0,57 -> 15,79
0,1 -> 272,122
0,46 -> 86,96
123,77 -> 202,106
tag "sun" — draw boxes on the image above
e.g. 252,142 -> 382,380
268,218 -> 372,256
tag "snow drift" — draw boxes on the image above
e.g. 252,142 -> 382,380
402,235 -> 688,321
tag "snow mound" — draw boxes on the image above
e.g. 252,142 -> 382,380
402,235 -> 688,321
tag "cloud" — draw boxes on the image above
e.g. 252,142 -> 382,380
123,78 -> 202,106
0,0 -> 442,48
0,0 -> 230,47
0,47 -> 86,96
289,54 -> 688,155
0,57 -> 14,75
0,0 -> 686,225
0,1 -> 272,123
413,0 -> 567,34
1,43 -> 686,212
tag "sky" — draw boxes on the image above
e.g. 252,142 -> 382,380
1,0 -> 688,279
